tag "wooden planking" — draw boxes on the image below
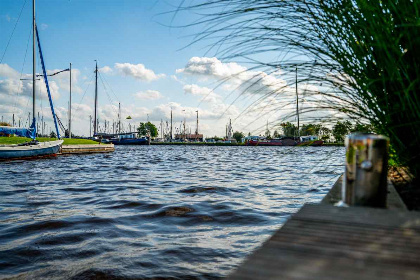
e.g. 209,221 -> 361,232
321,175 -> 407,211
60,144 -> 115,154
227,204 -> 420,280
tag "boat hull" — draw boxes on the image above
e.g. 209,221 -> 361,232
246,139 -> 323,146
0,140 -> 63,160
110,138 -> 149,145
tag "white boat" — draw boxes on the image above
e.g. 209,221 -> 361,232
0,0 -> 63,160
0,140 -> 63,160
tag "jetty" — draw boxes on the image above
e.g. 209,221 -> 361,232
227,176 -> 419,280
60,144 -> 114,155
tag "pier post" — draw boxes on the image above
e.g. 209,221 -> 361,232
343,133 -> 389,207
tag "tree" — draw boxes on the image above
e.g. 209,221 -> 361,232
319,127 -> 332,142
264,129 -> 271,139
281,122 -> 297,137
299,124 -> 322,136
0,122 -> 11,127
332,121 -> 352,143
233,131 -> 245,142
273,130 -> 281,138
351,123 -> 374,134
137,122 -> 158,138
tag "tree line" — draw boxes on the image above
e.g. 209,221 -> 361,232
231,121 -> 373,143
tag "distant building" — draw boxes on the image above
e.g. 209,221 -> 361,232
174,134 -> 204,142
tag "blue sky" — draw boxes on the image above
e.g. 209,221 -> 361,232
0,0 -> 301,137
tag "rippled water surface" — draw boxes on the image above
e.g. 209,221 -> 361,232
0,145 -> 344,279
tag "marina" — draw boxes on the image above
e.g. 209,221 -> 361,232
0,0 -> 419,279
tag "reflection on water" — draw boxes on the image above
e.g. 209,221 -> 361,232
0,146 -> 344,279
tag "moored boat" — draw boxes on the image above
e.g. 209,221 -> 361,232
0,140 -> 63,160
0,0 -> 63,160
245,135 -> 323,146
110,134 -> 149,145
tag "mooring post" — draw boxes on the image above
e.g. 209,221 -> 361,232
342,133 -> 389,207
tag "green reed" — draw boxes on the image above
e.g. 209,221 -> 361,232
180,0 -> 420,179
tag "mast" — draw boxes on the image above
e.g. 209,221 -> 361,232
296,66 -> 300,136
161,119 -> 163,139
32,0 -> 36,134
118,102 -> 121,134
69,62 -> 72,138
182,110 -> 186,140
170,109 -> 173,141
195,110 -> 199,135
94,61 -> 98,136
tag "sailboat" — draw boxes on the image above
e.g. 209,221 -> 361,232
245,67 -> 323,146
0,0 -> 63,160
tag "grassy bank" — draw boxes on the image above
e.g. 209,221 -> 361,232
0,137 -> 99,145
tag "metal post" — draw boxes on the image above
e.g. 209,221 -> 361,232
170,109 -> 173,141
296,67 -> 299,136
32,0 -> 36,130
118,102 -> 121,134
12,114 -> 15,127
183,110 -> 186,140
161,119 -> 163,140
37,112 -> 40,136
342,133 -> 389,207
69,62 -> 72,138
196,110 -> 198,136
89,115 -> 92,137
93,61 -> 98,136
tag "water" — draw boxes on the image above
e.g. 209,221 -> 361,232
0,146 -> 344,279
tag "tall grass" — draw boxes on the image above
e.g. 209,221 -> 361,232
180,0 -> 420,179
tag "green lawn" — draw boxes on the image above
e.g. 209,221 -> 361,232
0,136 -> 99,145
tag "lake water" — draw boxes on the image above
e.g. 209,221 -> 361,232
0,145 -> 344,279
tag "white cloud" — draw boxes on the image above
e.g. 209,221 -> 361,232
46,68 -> 82,94
176,57 -> 246,77
99,66 -> 112,74
0,64 -> 20,79
40,23 -> 48,30
183,84 -> 221,103
115,63 -> 165,82
133,90 -> 163,100
177,57 -> 288,97
170,74 -> 185,84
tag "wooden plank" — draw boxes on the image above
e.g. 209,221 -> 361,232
227,204 -> 420,280
60,144 -> 115,154
321,176 -> 407,211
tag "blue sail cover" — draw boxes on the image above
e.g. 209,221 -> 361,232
0,118 -> 36,139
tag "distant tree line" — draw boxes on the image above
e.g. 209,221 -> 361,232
233,121 -> 373,143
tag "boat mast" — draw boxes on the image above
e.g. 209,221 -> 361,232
32,0 -> 36,134
118,102 -> 121,134
69,62 -> 72,138
296,66 -> 300,137
170,109 -> 173,141
94,60 -> 98,136
195,110 -> 199,135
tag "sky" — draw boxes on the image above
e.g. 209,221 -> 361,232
0,0 -> 302,138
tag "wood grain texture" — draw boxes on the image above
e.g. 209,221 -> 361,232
227,204 -> 420,280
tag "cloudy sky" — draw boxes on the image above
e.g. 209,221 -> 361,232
0,0 -> 301,137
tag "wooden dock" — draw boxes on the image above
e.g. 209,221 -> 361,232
227,178 -> 419,280
60,144 -> 114,155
